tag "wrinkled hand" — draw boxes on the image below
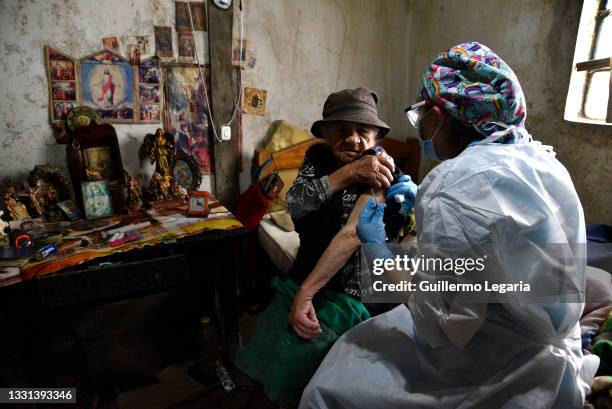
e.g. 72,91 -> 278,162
385,175 -> 417,210
349,154 -> 395,189
357,198 -> 387,243
289,290 -> 322,339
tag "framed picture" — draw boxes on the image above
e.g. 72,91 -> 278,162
154,26 -> 173,58
187,190 -> 209,217
102,36 -> 119,52
164,64 -> 214,174
83,146 -> 116,180
82,180 -> 113,219
172,149 -> 202,191
138,57 -> 161,124
45,46 -> 79,124
176,2 -> 206,32
56,199 -> 81,220
178,32 -> 195,62
80,50 -> 136,123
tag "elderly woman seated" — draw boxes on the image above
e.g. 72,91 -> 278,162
236,87 -> 417,408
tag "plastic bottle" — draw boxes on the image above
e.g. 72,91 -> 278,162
197,316 -> 219,383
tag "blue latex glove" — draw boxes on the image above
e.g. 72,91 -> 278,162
357,199 -> 387,244
385,175 -> 417,210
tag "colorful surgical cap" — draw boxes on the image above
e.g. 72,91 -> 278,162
419,42 -> 527,141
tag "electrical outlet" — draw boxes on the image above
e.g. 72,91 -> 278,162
220,125 -> 231,141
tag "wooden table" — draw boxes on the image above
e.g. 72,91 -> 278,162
0,205 -> 246,396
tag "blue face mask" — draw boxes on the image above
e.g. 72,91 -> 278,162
414,106 -> 442,161
419,137 -> 439,161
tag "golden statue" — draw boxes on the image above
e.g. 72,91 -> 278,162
145,129 -> 175,177
4,187 -> 31,221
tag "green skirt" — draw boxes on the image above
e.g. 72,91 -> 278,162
235,277 -> 371,408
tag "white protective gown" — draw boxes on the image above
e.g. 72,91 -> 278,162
299,140 -> 600,409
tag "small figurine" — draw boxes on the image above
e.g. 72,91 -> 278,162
172,182 -> 188,199
4,186 -> 31,221
161,174 -> 173,199
27,186 -> 45,217
44,184 -> 60,206
126,175 -> 143,210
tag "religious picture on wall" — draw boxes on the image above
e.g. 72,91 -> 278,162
51,82 -> 76,101
165,65 -> 213,174
140,84 -> 160,105
139,58 -> 159,83
178,32 -> 195,62
243,87 -> 267,116
138,57 -> 161,124
175,1 -> 206,32
82,180 -> 113,219
190,2 -> 206,31
52,101 -> 77,121
45,46 -> 79,123
129,44 -> 141,66
102,36 -> 119,52
175,1 -> 190,32
135,35 -> 149,54
154,26 -> 173,58
80,50 -> 135,123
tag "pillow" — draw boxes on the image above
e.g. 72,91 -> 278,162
270,211 -> 295,232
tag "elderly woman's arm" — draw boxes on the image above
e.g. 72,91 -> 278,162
286,150 -> 394,220
288,193 -> 383,339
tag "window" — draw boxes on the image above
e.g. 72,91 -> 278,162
565,0 -> 612,124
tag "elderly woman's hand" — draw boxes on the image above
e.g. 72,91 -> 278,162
349,154 -> 395,189
289,289 -> 322,339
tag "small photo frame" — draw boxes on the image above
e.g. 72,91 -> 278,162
178,32 -> 195,62
154,26 -> 173,58
82,180 -> 113,219
172,149 -> 202,191
187,190 -> 209,217
56,199 -> 81,220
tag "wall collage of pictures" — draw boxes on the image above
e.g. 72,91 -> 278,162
45,46 -> 225,175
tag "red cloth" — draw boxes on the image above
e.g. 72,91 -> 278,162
234,184 -> 269,232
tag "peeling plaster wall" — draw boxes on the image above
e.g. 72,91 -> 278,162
406,0 -> 611,224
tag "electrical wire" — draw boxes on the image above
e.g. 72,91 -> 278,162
186,0 -> 245,143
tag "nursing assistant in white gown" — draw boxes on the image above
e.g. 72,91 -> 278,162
299,140 -> 600,409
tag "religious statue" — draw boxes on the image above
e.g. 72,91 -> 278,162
126,175 -> 143,210
27,186 -> 44,217
4,186 -> 31,221
161,175 -> 173,200
145,129 -> 175,176
172,182 -> 188,199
